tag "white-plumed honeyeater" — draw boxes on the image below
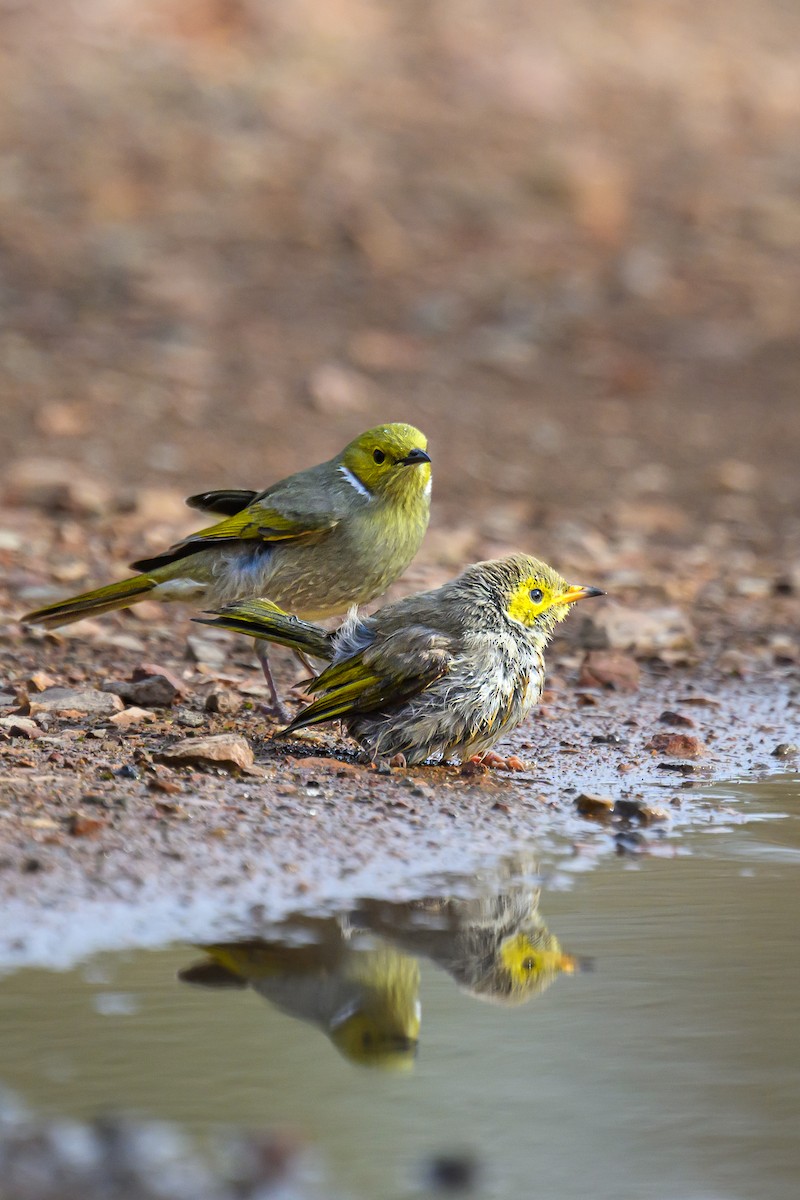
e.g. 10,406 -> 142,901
22,423 -> 432,713
199,553 -> 603,764
179,931 -> 421,1071
355,881 -> 583,1006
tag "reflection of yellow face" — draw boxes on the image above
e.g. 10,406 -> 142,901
350,882 -> 582,1008
499,931 -> 578,994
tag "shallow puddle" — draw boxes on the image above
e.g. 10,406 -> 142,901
1,774 -> 798,1199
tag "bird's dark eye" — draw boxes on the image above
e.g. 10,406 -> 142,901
522,957 -> 535,972
529,588 -> 544,604
373,449 -> 386,464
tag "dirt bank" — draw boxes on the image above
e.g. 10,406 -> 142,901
1,526 -> 796,968
1,0 -> 799,963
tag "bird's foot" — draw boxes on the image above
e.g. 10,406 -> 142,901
258,698 -> 291,724
368,752 -> 408,772
467,751 -> 527,771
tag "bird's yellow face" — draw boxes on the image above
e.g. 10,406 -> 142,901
499,931 -> 578,990
330,1010 -> 420,1071
505,571 -> 603,630
342,424 -> 431,501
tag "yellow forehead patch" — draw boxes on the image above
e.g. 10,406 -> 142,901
506,576 -> 557,626
499,932 -> 577,985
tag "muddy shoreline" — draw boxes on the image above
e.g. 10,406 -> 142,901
1,636 -> 795,972
3,483 -> 798,970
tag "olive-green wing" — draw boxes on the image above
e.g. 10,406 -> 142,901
131,500 -> 340,573
284,627 -> 452,733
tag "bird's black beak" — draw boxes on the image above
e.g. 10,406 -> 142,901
399,448 -> 431,466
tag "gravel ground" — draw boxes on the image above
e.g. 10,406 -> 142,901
1,531 -> 797,968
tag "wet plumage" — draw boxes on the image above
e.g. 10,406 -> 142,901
200,553 -> 602,764
354,869 -> 582,1006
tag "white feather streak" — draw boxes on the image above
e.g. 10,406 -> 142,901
338,464 -> 371,500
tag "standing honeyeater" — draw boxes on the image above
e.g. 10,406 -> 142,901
22,423 -> 432,714
198,553 -> 603,764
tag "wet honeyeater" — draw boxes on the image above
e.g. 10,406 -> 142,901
21,423 -> 432,713
198,553 -> 603,764
355,869 -> 584,1006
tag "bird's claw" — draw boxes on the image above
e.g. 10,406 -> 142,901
258,699 -> 291,723
467,751 -> 526,771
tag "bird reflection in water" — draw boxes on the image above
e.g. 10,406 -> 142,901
352,868 -> 583,1006
179,918 -> 421,1071
179,866 -> 583,1068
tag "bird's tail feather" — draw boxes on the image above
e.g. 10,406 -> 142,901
22,574 -> 157,627
196,599 -> 333,661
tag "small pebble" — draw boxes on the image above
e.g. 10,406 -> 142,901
614,799 -> 670,824
646,733 -> 705,759
155,734 -> 254,773
575,793 -> 614,819
658,710 -> 695,728
204,688 -> 243,716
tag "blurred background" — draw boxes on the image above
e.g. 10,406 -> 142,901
2,0 -> 799,591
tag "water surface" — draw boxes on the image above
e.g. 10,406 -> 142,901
1,774 -> 798,1199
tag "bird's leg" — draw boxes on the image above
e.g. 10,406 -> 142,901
254,640 -> 290,722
